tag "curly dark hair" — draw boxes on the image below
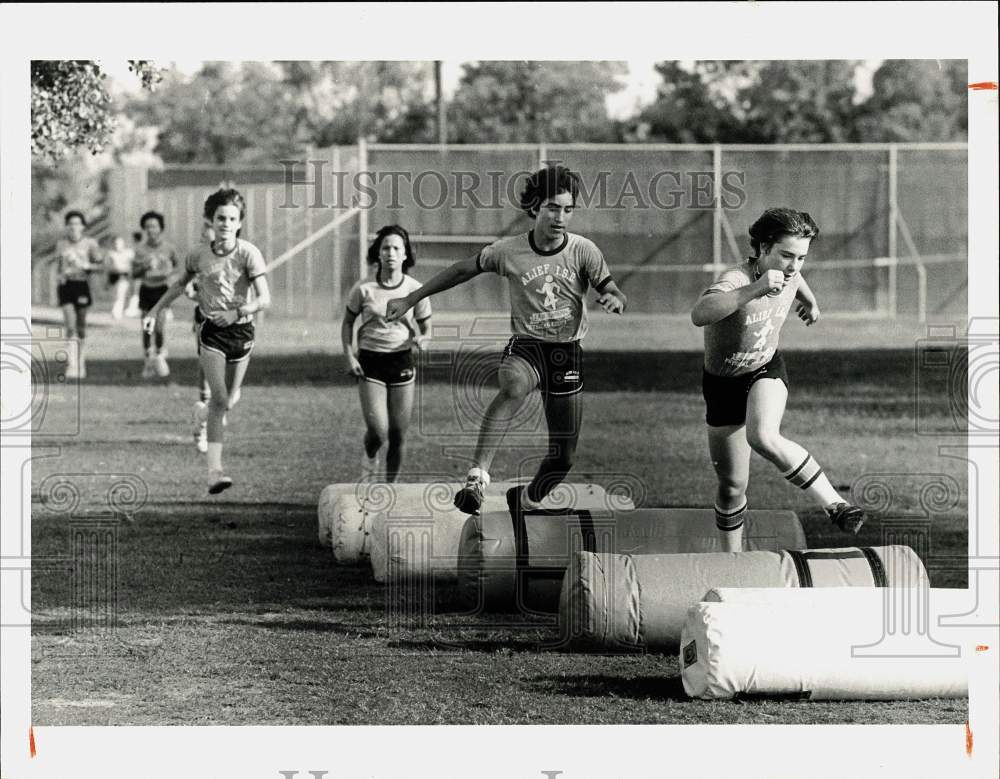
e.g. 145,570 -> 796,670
140,210 -> 165,230
748,208 -> 819,258
203,188 -> 246,222
519,164 -> 582,218
367,224 -> 416,276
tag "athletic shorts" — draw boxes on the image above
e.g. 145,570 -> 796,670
139,283 -> 170,313
502,336 -> 583,396
702,352 -> 789,427
107,271 -> 129,285
199,320 -> 255,363
358,349 -> 415,387
57,280 -> 92,308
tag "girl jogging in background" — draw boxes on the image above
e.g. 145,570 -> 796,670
144,188 -> 271,495
691,207 -> 866,552
133,211 -> 180,379
105,234 -> 135,320
342,225 -> 431,483
386,164 -> 627,516
52,210 -> 103,379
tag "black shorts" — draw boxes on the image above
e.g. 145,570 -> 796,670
199,320 -> 255,363
57,280 -> 92,308
503,336 -> 583,396
702,352 -> 789,427
107,271 -> 129,285
139,284 -> 170,313
359,349 -> 415,387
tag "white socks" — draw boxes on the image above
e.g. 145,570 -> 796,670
207,443 -> 223,472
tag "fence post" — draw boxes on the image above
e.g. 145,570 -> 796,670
304,187 -> 314,320
264,188 -> 274,320
538,143 -> 548,169
887,144 -> 898,319
332,146 -> 342,316
284,200 -> 294,317
357,138 -> 369,282
712,144 -> 723,273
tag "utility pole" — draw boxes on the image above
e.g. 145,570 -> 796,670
434,61 -> 447,145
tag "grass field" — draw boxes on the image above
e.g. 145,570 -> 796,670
29,308 -> 969,725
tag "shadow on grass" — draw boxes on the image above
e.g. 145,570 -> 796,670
219,617 -> 386,637
386,636 -> 555,653
528,673 -> 689,702
63,347 -> 961,404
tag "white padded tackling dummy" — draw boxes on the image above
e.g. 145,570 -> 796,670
318,482 -> 516,563
369,482 -> 628,582
317,483 -> 357,550
459,507 -> 805,613
559,545 -> 927,651
681,588 -> 967,700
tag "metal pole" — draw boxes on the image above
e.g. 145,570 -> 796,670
284,200 -> 294,316
712,144 -> 723,271
332,146 -> 342,315
304,194 -> 314,319
887,144 -> 898,319
264,187 -> 274,276
357,137 -> 369,282
434,61 -> 447,146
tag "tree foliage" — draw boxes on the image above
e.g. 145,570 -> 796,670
32,61 -> 117,162
853,60 -> 968,142
638,60 -> 967,144
449,61 -> 626,143
278,61 -> 436,146
31,60 -> 161,163
126,62 -> 306,165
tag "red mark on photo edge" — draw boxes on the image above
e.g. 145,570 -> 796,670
29,725 -> 36,758
965,721 -> 973,757
968,82 -> 998,91
976,644 -> 989,651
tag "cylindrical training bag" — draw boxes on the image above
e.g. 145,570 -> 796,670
680,588 -> 967,700
370,482 -> 629,582
317,483 -> 358,550
559,545 -> 927,651
459,507 -> 805,613
320,482 -> 515,564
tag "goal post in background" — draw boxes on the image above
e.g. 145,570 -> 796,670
58,142 -> 965,322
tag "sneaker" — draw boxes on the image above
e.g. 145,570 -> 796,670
155,353 -> 170,378
208,469 -> 233,495
360,453 -> 380,482
141,355 -> 156,379
827,502 -> 866,534
454,473 -> 487,515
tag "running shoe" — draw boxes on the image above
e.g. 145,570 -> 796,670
454,473 -> 487,515
827,502 -> 866,534
208,469 -> 233,495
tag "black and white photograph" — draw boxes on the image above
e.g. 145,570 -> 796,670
1,3 -> 997,779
